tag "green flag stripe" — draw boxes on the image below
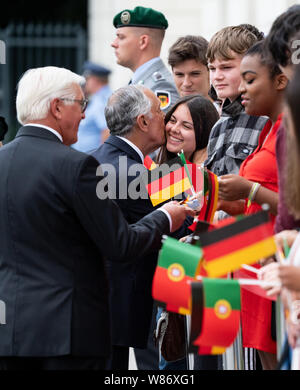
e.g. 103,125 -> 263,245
203,278 -> 241,310
159,236 -> 202,277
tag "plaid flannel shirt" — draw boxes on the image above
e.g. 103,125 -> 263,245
204,97 -> 268,176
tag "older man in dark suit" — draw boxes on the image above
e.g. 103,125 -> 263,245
0,67 -> 192,370
92,85 -> 191,369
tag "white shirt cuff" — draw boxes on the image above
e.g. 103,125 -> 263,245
158,208 -> 172,232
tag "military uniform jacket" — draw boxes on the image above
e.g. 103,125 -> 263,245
133,58 -> 179,112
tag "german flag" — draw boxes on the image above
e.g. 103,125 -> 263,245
144,155 -> 157,171
197,168 -> 219,223
188,168 -> 219,232
152,236 -> 202,314
189,278 -> 241,355
198,210 -> 276,278
142,156 -> 203,206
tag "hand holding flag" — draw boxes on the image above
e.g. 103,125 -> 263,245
161,201 -> 197,232
142,154 -> 204,207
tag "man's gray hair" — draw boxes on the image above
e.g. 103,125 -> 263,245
105,85 -> 152,136
16,66 -> 85,125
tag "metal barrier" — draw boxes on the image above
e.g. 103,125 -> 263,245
0,22 -> 87,142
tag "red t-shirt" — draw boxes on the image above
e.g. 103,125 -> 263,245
238,114 -> 282,353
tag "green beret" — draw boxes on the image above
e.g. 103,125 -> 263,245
113,6 -> 168,30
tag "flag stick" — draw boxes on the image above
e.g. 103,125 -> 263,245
194,276 -> 280,288
178,151 -> 197,197
241,264 -> 260,274
238,278 -> 281,287
283,238 -> 290,258
275,247 -> 285,264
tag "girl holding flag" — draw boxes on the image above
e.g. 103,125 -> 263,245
155,94 -> 219,370
217,40 -> 288,369
259,64 -> 300,368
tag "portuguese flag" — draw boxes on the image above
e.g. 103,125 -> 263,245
142,156 -> 203,206
198,210 -> 276,278
189,278 -> 241,355
152,236 -> 202,314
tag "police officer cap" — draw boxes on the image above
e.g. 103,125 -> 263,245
113,6 -> 168,30
83,61 -> 111,78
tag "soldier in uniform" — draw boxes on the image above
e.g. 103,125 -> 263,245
111,6 -> 179,113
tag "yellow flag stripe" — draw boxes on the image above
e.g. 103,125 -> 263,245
204,237 -> 276,277
179,307 -> 191,315
148,162 -> 157,171
150,177 -> 191,206
211,346 -> 226,355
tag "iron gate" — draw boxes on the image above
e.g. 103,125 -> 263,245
0,22 -> 87,142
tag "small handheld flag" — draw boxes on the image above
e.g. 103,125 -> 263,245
189,278 -> 241,355
198,210 -> 277,277
144,155 -> 157,171
142,156 -> 203,207
152,236 -> 202,314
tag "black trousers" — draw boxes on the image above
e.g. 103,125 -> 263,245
0,356 -> 106,370
105,345 -> 129,370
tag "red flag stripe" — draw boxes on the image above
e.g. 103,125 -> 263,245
152,266 -> 192,313
194,308 -> 240,346
146,167 -> 190,195
203,221 -> 274,261
144,155 -> 156,170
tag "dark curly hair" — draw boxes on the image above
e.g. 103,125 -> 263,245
244,40 -> 282,79
158,94 -> 219,163
265,4 -> 300,66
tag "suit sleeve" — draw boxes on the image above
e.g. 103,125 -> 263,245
73,156 -> 170,262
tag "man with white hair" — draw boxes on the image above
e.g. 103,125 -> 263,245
0,66 -> 193,370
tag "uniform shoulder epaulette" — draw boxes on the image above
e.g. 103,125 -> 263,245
152,71 -> 166,82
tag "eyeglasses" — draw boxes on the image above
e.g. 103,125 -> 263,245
60,98 -> 88,113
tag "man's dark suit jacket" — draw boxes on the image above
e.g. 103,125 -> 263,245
93,136 -> 157,348
0,126 -> 170,357
93,136 -> 190,348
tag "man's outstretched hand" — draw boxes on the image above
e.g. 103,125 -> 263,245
161,201 -> 196,233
